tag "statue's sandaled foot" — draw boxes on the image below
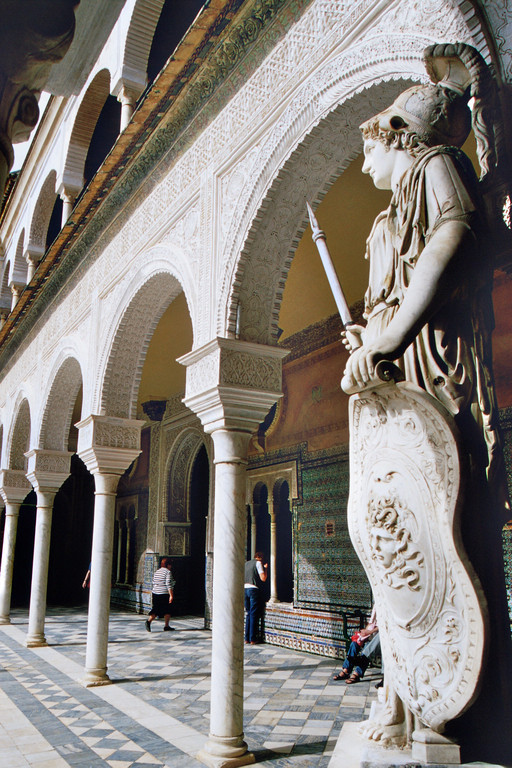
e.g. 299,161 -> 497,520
359,684 -> 407,747
359,720 -> 407,746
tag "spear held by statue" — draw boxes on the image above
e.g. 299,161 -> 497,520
306,202 -> 362,350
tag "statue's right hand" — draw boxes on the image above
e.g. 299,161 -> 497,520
341,324 -> 364,352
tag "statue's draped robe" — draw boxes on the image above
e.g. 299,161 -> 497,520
363,145 -> 509,521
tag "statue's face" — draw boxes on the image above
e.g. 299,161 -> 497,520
362,138 -> 397,191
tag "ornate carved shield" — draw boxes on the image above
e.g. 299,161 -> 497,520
348,380 -> 488,731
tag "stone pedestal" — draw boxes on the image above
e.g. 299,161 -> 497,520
77,414 -> 144,686
180,337 -> 288,768
328,721 -> 495,768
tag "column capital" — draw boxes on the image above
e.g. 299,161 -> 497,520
111,75 -> 145,103
76,415 -> 144,476
179,338 -> 288,435
0,469 -> 32,504
56,181 -> 81,201
25,449 -> 72,493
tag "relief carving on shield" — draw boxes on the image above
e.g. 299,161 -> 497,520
348,381 -> 488,731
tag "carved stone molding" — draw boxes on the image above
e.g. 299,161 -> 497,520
76,414 -> 144,476
348,380 -> 487,732
179,337 -> 289,434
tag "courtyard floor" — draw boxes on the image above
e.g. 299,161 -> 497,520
0,606 -> 381,768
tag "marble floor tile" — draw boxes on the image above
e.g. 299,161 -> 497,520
0,607 -> 379,767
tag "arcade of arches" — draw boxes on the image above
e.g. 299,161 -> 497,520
0,1 -> 512,765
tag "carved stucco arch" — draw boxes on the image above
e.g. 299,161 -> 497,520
98,266 -> 190,419
218,24 -> 492,345
38,355 -> 83,452
61,69 -> 111,191
165,428 -> 208,525
10,229 -> 26,286
120,0 -> 165,89
0,260 -> 11,310
28,170 -> 57,254
7,396 -> 31,471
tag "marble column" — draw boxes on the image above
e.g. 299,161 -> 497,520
117,85 -> 138,132
84,471 -> 122,685
249,504 -> 256,559
77,414 -> 144,686
179,337 -> 288,768
268,500 -> 278,604
201,428 -> 253,763
0,470 -> 32,624
26,488 -> 57,646
25,449 -> 72,647
60,188 -> 78,226
24,244 -> 45,282
10,281 -> 24,310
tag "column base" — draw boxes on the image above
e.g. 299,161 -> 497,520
0,616 -> 11,625
82,669 -> 113,687
197,735 -> 255,768
26,635 -> 47,647
196,750 -> 255,768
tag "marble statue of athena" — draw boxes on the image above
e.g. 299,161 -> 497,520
341,42 -> 512,765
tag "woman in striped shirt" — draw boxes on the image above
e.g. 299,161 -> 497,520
145,557 -> 175,632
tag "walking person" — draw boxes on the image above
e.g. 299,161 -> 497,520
244,552 -> 267,644
145,557 -> 175,632
82,562 -> 91,589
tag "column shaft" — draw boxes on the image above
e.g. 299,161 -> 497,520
198,429 -> 255,767
61,195 -> 75,225
269,504 -> 278,603
0,504 -> 20,623
26,491 -> 55,646
84,473 -> 119,686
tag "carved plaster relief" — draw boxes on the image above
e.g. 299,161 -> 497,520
348,381 -> 487,731
221,15 -> 482,344
0,0 -> 495,441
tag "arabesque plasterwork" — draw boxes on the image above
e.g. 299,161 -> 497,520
0,0 -> 496,442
